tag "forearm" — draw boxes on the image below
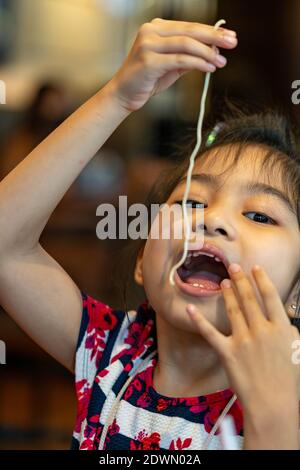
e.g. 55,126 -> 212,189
243,401 -> 299,450
0,79 -> 130,256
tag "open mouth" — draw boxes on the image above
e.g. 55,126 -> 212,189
176,250 -> 229,293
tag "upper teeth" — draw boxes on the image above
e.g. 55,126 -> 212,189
187,251 -> 223,263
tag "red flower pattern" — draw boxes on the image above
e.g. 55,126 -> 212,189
75,379 -> 92,433
84,296 -> 118,368
130,431 -> 161,450
169,437 -> 192,450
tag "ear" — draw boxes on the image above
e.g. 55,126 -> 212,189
285,278 -> 300,319
134,245 -> 145,286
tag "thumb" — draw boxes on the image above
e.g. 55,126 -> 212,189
151,69 -> 190,97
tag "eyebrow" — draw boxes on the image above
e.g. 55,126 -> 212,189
177,173 -> 296,216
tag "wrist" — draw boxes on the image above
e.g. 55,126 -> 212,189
100,78 -> 135,116
243,401 -> 299,450
94,79 -> 133,122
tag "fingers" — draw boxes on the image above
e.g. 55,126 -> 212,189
226,264 -> 267,329
150,35 -> 227,68
136,19 -> 238,75
220,279 -> 249,337
226,264 -> 291,328
186,303 -> 228,356
251,265 -> 291,325
148,18 -> 238,49
146,51 -> 217,73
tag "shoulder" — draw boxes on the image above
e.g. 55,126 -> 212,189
76,292 -> 155,373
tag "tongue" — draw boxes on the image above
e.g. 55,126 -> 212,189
184,271 -> 221,290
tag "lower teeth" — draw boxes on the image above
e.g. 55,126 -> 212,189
192,283 -> 204,288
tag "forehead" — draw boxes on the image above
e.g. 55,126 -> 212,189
191,143 -> 284,188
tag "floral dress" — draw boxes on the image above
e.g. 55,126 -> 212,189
71,292 -> 244,450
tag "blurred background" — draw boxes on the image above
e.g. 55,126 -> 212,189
0,0 -> 299,450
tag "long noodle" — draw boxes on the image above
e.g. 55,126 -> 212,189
169,19 -> 226,286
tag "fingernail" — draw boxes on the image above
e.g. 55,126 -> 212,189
224,29 -> 237,37
187,304 -> 196,315
207,63 -> 216,72
253,265 -> 262,272
215,54 -> 227,67
221,279 -> 231,289
223,34 -> 237,45
229,263 -> 241,274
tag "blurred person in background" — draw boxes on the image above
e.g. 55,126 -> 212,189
0,82 -> 70,179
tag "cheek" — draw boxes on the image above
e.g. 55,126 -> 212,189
244,238 -> 297,298
142,238 -> 171,287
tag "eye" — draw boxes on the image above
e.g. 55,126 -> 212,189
175,199 -> 206,209
244,212 -> 276,225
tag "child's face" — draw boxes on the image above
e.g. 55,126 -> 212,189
134,144 -> 300,335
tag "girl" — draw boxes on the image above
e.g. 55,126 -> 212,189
0,18 -> 299,450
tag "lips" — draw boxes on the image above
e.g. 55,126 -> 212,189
174,242 -> 230,297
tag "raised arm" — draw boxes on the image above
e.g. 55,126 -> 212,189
0,19 -> 237,372
0,83 -> 131,372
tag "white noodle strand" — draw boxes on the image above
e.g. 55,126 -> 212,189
169,19 -> 226,286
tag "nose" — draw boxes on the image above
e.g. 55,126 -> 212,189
192,206 -> 236,239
